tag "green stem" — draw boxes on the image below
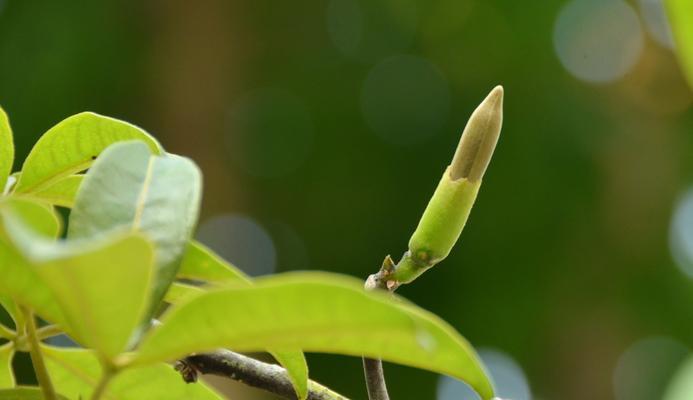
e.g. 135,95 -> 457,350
0,324 -> 15,340
36,325 -> 62,340
90,367 -> 116,400
22,307 -> 58,400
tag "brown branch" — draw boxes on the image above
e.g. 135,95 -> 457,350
175,349 -> 348,400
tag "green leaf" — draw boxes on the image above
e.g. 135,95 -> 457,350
0,344 -> 14,388
69,141 -> 201,314
134,272 -> 494,400
664,355 -> 693,400
0,198 -> 61,238
163,282 -> 203,304
0,294 -> 22,329
0,106 -> 13,193
667,0 -> 693,89
13,112 -> 162,194
177,241 -> 250,284
0,387 -> 68,399
17,175 -> 84,208
0,240 -> 67,328
2,206 -> 155,359
43,346 -> 222,400
175,242 -> 308,399
163,280 -> 310,399
271,349 -> 308,400
0,202 -> 67,327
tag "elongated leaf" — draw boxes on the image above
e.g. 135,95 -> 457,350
134,272 -> 494,400
0,387 -> 68,399
17,175 -> 84,208
2,208 -> 155,359
43,346 -> 222,400
177,241 -> 249,284
69,141 -> 201,314
14,112 -> 162,194
0,344 -> 14,388
0,106 -> 13,192
667,0 -> 693,89
163,279 -> 310,399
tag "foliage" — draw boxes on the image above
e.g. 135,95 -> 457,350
667,0 -> 693,89
0,108 -> 493,399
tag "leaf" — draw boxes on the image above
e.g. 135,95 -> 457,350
0,202 -> 67,327
0,344 -> 14,388
163,282 -> 203,304
68,141 -> 202,314
163,280 -> 310,399
13,112 -> 162,194
667,0 -> 693,89
0,106 -> 13,192
0,387 -> 68,399
271,349 -> 308,400
0,240 -> 67,328
17,175 -> 84,208
134,272 -> 494,400
43,346 -> 222,400
2,207 -> 155,359
0,198 -> 62,238
0,294 -> 23,328
175,242 -> 308,399
177,241 -> 250,284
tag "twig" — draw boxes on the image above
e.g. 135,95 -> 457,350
175,349 -> 349,400
22,307 -> 58,400
361,256 -> 397,400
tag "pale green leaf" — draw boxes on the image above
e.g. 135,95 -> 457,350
69,141 -> 201,314
18,175 -> 84,208
0,106 -> 13,192
667,0 -> 693,89
177,241 -> 250,284
0,387 -> 68,399
2,207 -> 155,359
14,112 -> 162,194
43,346 -> 222,400
0,344 -> 14,388
134,272 -> 494,400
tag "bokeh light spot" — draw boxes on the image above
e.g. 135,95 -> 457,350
637,0 -> 675,49
196,214 -> 276,277
553,0 -> 644,83
361,55 -> 450,146
437,348 -> 531,400
326,0 -> 418,61
613,337 -> 688,400
226,89 -> 313,178
669,190 -> 693,278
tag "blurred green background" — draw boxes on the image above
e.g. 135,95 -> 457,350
2,0 -> 693,399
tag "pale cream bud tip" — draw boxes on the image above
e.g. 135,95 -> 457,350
450,85 -> 504,181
